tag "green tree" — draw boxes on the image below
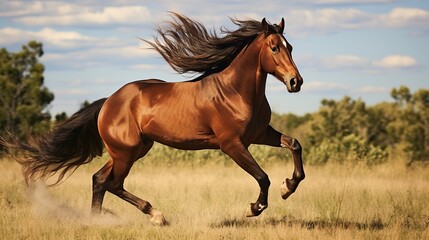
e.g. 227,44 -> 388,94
53,100 -> 90,125
306,96 -> 387,165
0,41 -> 54,142
54,112 -> 68,124
391,86 -> 411,108
390,87 -> 429,164
413,89 -> 429,159
80,100 -> 90,109
309,97 -> 369,144
367,102 -> 396,148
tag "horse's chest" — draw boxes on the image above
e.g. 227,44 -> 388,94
238,106 -> 271,140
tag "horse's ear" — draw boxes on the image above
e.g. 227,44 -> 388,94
279,18 -> 285,33
262,18 -> 269,35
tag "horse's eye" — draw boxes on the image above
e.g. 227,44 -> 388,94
271,46 -> 279,53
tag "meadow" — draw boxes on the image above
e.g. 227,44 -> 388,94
1,153 -> 428,240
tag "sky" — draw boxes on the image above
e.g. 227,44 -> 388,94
0,0 -> 428,116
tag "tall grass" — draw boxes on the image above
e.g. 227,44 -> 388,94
0,156 -> 428,239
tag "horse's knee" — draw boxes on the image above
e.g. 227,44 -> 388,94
290,138 -> 302,152
281,135 -> 302,152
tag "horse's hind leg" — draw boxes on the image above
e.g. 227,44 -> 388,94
103,141 -> 167,225
91,158 -> 113,214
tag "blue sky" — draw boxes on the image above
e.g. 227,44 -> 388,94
1,0 -> 428,116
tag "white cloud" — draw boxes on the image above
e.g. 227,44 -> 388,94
37,28 -> 96,48
373,55 -> 418,69
16,6 -> 153,26
70,46 -> 150,60
0,27 -> 155,69
0,2 -> 47,17
301,53 -> 418,72
312,0 -> 393,4
322,55 -> 370,70
286,7 -> 429,37
43,45 -> 156,69
286,8 -> 374,36
327,54 -> 418,71
0,2 -> 86,17
0,27 -> 111,48
382,8 -> 429,29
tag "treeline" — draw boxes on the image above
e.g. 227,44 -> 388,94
1,42 -> 428,166
277,86 -> 429,166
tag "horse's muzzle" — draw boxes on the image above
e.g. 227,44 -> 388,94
284,75 -> 303,93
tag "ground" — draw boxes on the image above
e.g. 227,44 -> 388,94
0,157 -> 428,239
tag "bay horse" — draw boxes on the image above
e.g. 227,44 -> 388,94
4,13 -> 304,225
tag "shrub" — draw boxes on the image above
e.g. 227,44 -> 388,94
306,134 -> 387,166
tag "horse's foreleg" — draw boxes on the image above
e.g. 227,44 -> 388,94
220,140 -> 270,217
279,134 -> 305,199
253,125 -> 305,200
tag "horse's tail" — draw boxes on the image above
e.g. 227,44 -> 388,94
3,98 -> 108,186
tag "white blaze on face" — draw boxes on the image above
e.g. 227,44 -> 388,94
282,39 -> 287,48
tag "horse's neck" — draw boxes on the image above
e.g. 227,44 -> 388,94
219,39 -> 268,105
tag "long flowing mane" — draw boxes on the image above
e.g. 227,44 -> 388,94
143,13 -> 281,77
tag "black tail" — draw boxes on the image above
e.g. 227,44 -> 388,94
3,98 -> 107,186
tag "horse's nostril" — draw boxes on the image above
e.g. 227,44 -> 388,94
290,78 -> 296,87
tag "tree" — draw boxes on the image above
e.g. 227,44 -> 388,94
54,112 -> 68,124
309,97 -> 369,144
0,41 -> 54,143
392,87 -> 429,164
391,86 -> 411,108
414,89 -> 429,160
80,100 -> 90,109
306,96 -> 387,165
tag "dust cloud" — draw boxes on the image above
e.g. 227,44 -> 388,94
28,182 -> 126,226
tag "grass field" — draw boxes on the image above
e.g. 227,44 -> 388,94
0,156 -> 428,239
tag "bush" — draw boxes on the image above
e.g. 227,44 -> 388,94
306,134 -> 387,166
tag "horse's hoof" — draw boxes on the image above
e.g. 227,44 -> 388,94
281,179 -> 293,200
245,204 -> 255,217
245,203 -> 267,217
150,210 -> 168,226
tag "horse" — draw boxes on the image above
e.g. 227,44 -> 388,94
3,13 -> 304,225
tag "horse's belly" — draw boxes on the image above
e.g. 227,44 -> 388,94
154,137 -> 220,150
141,118 -> 219,150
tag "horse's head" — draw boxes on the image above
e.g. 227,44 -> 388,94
259,18 -> 303,93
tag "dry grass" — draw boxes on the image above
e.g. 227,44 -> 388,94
1,157 -> 428,239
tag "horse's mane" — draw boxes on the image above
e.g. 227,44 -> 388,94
143,12 -> 281,78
